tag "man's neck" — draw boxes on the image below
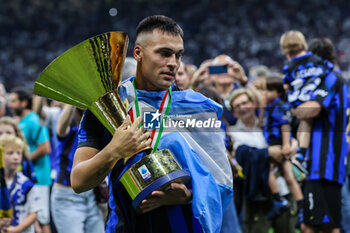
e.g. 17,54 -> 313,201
134,74 -> 167,92
20,109 -> 31,119
216,84 -> 233,98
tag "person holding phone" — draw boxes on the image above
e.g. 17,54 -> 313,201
209,54 -> 250,125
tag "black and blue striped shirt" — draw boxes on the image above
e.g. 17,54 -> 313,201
306,71 -> 349,184
263,97 -> 291,146
283,52 -> 332,108
55,126 -> 79,186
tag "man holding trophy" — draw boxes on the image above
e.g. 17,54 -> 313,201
35,15 -> 233,233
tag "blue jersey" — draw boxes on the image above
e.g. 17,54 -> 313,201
55,126 -> 79,186
283,52 -> 332,108
263,97 -> 291,145
7,172 -> 40,232
306,71 -> 349,184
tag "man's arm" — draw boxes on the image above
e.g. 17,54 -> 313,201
32,96 -> 47,120
2,212 -> 37,233
56,104 -> 75,137
71,116 -> 151,193
291,101 -> 321,120
29,141 -> 51,161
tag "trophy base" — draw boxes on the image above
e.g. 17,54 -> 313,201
132,169 -> 191,212
120,149 -> 191,212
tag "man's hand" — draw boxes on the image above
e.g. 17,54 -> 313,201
228,61 -> 248,85
1,225 -> 21,233
106,116 -> 151,160
0,218 -> 11,229
139,182 -> 192,214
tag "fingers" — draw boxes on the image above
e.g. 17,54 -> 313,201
137,138 -> 151,151
130,116 -> 142,130
120,115 -> 131,130
169,182 -> 187,191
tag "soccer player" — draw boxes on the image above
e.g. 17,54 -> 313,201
71,15 -> 233,233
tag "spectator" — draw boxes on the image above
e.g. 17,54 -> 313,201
262,75 -> 304,222
1,134 -> 40,233
290,52 -> 348,233
229,88 -> 298,233
175,61 -> 191,90
0,117 -> 36,183
51,104 -> 104,233
8,87 -> 52,233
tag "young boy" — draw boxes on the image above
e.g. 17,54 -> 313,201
1,134 -> 40,233
262,75 -> 304,220
280,30 -> 330,167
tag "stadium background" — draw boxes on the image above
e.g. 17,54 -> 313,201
1,0 -> 350,90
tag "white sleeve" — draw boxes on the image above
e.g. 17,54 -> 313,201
26,186 -> 41,214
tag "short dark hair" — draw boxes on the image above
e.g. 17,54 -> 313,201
308,38 -> 336,64
11,86 -> 33,109
136,15 -> 184,39
266,74 -> 285,98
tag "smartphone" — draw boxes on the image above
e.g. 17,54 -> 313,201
208,65 -> 228,74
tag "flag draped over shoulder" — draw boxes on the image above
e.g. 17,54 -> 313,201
121,78 -> 234,233
0,147 -> 12,219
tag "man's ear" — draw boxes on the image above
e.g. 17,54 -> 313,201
133,45 -> 142,62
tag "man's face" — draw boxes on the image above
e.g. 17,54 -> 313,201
135,29 -> 184,91
8,93 -> 24,116
232,94 -> 256,120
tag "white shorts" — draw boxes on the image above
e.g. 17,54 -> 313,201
34,185 -> 51,225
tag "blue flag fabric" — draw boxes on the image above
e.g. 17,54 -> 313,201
159,133 -> 232,233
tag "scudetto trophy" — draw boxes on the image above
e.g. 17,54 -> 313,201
34,32 -> 190,212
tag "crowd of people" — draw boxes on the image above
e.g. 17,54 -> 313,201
2,0 -> 350,92
0,13 -> 350,233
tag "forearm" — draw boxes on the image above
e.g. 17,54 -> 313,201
32,96 -> 46,119
16,212 -> 37,232
30,141 -> 51,161
71,146 -> 121,193
56,105 -> 75,137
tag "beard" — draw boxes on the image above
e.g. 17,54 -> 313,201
12,108 -> 23,117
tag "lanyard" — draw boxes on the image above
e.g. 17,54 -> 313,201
130,78 -> 172,152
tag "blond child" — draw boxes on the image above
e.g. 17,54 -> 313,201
1,134 -> 40,233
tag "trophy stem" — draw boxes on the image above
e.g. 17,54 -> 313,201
95,90 -> 128,132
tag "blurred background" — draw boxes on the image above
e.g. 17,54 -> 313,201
1,0 -> 350,90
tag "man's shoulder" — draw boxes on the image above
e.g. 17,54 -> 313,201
21,111 -> 41,126
172,89 -> 223,114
